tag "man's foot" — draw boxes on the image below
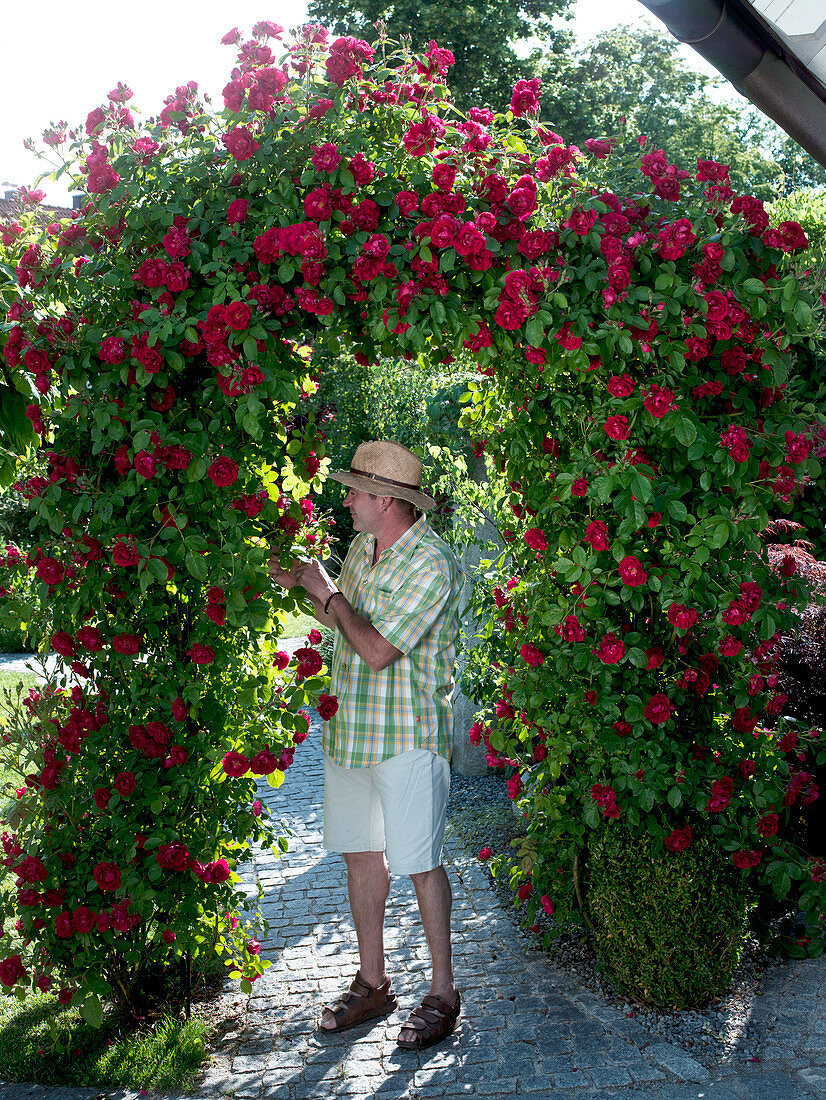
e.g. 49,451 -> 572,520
397,990 -> 461,1049
318,971 -> 397,1033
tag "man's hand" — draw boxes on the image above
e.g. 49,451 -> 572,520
271,556 -> 400,671
268,555 -> 304,590
292,560 -> 337,603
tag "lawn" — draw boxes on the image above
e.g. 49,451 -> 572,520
0,995 -> 208,1089
281,608 -> 319,639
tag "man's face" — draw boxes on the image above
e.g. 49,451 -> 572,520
343,488 -> 384,534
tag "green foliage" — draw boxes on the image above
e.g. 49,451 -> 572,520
586,822 -> 752,1008
310,348 -> 473,543
0,250 -> 38,490
456,143 -> 825,955
0,994 -> 206,1089
282,609 -> 323,640
541,26 -> 786,200
305,0 -> 573,112
767,188 -> 826,285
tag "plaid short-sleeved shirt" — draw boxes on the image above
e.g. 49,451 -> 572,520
323,517 -> 461,768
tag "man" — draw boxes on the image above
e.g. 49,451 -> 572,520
269,440 -> 462,1050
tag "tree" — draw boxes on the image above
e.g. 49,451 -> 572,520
756,117 -> 826,195
305,0 -> 574,113
540,26 -> 786,200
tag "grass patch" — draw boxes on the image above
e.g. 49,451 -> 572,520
0,668 -> 38,700
281,609 -> 319,640
0,994 -> 208,1088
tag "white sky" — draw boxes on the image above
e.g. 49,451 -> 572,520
0,0 -> 715,205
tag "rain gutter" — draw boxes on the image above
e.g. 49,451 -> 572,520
637,0 -> 826,168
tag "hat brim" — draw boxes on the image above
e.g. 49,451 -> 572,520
329,469 -> 436,511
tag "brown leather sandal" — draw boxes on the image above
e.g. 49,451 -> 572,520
397,991 -> 461,1049
318,970 -> 398,1033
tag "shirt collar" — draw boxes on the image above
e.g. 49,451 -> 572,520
362,515 -> 427,565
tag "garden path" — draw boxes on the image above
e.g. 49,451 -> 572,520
192,716 -> 826,1100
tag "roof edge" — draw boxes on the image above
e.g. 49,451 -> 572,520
637,0 -> 826,169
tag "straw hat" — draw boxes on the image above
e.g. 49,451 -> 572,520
329,441 -> 435,511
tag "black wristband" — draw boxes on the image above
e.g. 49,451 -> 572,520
324,590 -> 342,615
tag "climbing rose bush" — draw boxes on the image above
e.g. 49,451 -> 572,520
0,21 -> 823,1021
460,144 -> 826,952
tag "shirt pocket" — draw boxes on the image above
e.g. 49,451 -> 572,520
363,573 -> 399,624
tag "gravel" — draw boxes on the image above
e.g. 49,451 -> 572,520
447,769 -> 779,1066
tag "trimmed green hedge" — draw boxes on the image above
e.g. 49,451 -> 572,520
587,822 -> 752,1008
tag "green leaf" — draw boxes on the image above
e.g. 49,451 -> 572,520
147,557 -> 169,583
80,994 -> 104,1029
742,278 -> 765,295
630,473 -> 652,504
525,316 -> 544,347
667,786 -> 682,809
674,418 -> 697,447
185,551 -> 208,581
793,300 -> 812,328
187,457 -> 206,482
0,384 -> 36,453
774,872 -> 791,900
707,519 -> 730,549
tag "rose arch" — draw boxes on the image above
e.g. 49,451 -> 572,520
0,22 -> 823,1019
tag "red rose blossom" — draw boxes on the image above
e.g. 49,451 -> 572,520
644,693 -> 674,725
114,771 -> 136,797
223,126 -> 260,161
92,861 -> 122,891
520,642 -> 545,667
222,750 -> 250,777
604,415 -> 631,441
317,692 -> 339,720
207,457 -> 239,487
618,556 -> 647,587
187,644 -> 215,664
667,604 -> 697,630
595,633 -> 625,664
524,528 -> 547,553
732,850 -> 762,869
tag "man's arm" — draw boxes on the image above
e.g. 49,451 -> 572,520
269,556 -> 401,672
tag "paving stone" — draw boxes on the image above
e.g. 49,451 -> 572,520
547,1068 -> 593,1090
259,1067 -> 298,1087
568,1043 -> 620,1069
658,1084 -> 746,1100
647,1042 -> 711,1082
625,1060 -> 668,1084
799,1067 -> 826,1094
227,1074 -> 262,1098
585,1066 -> 634,1088
737,1070 -> 820,1099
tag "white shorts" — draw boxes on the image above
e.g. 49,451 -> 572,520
323,749 -> 450,875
